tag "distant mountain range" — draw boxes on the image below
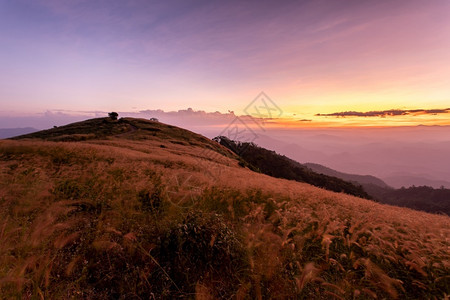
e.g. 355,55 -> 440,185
304,162 -> 390,188
0,127 -> 38,139
249,130 -> 450,190
215,136 -> 450,215
383,174 -> 450,189
304,163 -> 450,215
213,136 -> 371,200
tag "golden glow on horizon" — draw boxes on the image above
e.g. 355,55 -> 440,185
253,112 -> 450,128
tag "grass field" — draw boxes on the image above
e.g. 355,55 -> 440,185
1,118 -> 449,299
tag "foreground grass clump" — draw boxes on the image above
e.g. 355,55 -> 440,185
154,212 -> 249,298
1,119 -> 449,299
0,141 -> 249,298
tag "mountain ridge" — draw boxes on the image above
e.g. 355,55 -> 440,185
304,162 -> 390,188
383,174 -> 450,189
213,136 -> 372,200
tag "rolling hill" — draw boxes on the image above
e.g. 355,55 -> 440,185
213,136 -> 371,199
213,138 -> 450,215
1,117 -> 449,299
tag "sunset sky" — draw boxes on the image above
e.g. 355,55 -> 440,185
1,0 -> 449,128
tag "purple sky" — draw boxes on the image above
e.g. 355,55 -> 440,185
1,0 -> 450,127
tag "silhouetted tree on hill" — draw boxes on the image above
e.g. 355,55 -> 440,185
108,112 -> 119,120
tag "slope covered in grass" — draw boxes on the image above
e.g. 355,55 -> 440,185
1,118 -> 449,299
305,163 -> 450,215
214,136 -> 371,200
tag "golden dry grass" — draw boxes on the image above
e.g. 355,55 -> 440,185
0,128 -> 449,299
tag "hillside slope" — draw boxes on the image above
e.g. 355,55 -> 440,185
1,118 -> 449,299
213,136 -> 371,200
304,163 -> 450,215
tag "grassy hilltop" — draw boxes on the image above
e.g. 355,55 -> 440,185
0,118 -> 449,299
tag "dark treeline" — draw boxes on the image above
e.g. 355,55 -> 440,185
376,186 -> 450,215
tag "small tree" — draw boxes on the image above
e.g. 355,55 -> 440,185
108,112 -> 118,120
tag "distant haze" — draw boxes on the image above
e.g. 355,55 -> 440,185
250,127 -> 450,188
0,128 -> 38,139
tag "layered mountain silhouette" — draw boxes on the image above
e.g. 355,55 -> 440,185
213,136 -> 371,200
383,174 -> 450,189
214,136 -> 450,216
304,162 -> 390,189
305,163 -> 450,215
